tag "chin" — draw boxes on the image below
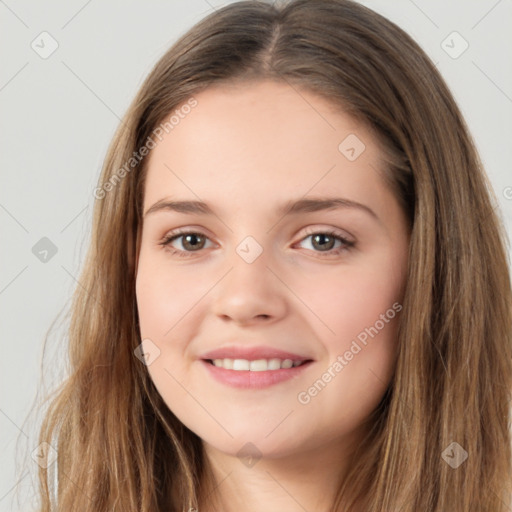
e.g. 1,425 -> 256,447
200,429 -> 304,462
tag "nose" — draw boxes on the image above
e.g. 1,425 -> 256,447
211,250 -> 288,326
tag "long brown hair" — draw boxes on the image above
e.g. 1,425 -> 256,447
35,0 -> 512,510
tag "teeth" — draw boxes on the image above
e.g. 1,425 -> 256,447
250,359 -> 268,371
210,358 -> 305,371
233,359 -> 249,371
268,358 -> 281,370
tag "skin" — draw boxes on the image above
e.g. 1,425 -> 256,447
135,80 -> 410,512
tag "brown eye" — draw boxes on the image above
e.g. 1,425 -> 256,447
310,233 -> 337,251
297,229 -> 355,257
178,233 -> 206,251
160,230 -> 213,258
159,228 -> 354,259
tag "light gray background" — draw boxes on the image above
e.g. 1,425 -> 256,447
1,1 -> 511,510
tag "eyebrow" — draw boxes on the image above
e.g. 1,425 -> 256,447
143,196 -> 379,222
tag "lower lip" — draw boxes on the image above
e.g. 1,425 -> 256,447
200,360 -> 313,389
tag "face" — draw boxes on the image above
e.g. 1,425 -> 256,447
135,80 -> 410,462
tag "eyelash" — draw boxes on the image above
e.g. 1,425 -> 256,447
158,227 -> 355,259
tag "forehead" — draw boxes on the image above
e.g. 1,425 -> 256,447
142,80 -> 388,216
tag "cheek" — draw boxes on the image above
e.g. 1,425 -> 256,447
135,254 -> 212,403
135,254 -> 207,339
136,270 -> 171,339
292,252 -> 404,411
297,257 -> 404,344
135,260 -> 204,428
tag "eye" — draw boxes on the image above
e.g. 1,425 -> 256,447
159,227 -> 355,258
159,229 -> 213,258
295,228 -> 355,257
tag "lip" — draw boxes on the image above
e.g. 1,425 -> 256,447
200,359 -> 314,389
200,345 -> 312,362
199,345 -> 315,390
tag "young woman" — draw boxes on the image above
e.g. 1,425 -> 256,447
36,0 -> 512,510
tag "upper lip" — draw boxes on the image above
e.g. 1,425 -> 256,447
200,345 -> 314,362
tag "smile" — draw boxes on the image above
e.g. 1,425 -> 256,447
201,359 -> 313,389
208,358 -> 306,371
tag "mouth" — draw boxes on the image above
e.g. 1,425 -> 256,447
203,358 -> 312,371
199,345 -> 315,388
200,357 -> 314,389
